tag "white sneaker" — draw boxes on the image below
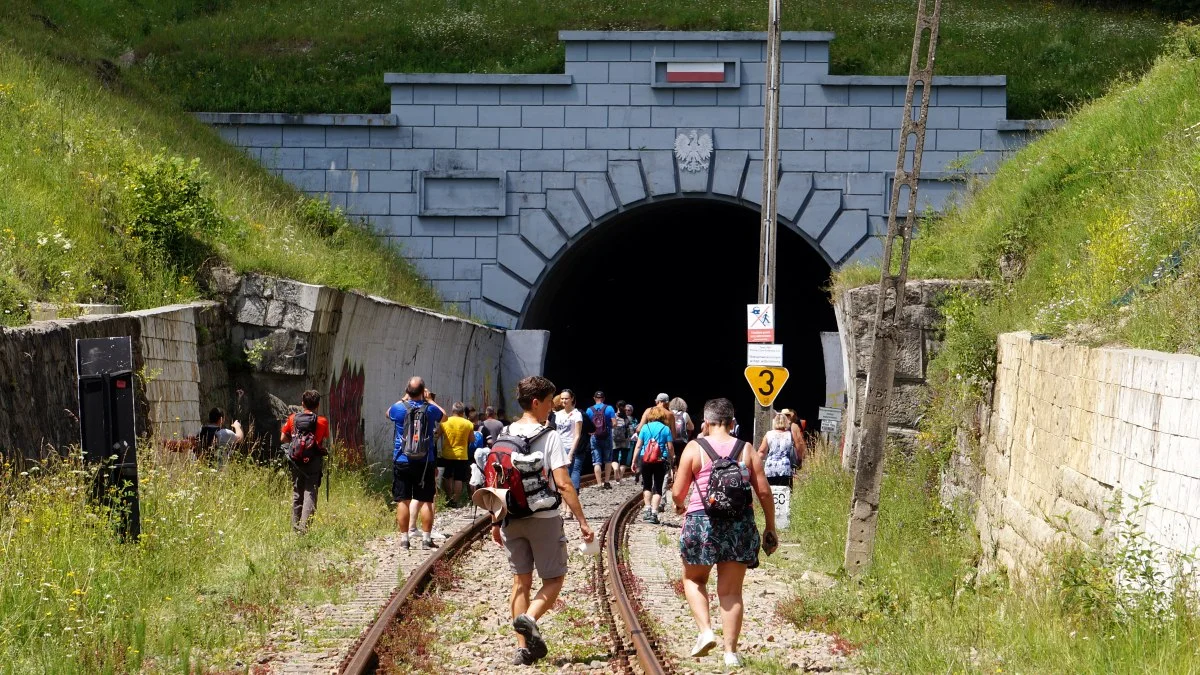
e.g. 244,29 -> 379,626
690,630 -> 717,657
723,652 -> 742,668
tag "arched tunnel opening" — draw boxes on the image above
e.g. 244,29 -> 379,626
521,199 -> 838,435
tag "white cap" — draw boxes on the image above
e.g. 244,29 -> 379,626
656,393 -> 669,403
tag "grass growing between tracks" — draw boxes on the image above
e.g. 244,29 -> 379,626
769,445 -> 1200,673
6,0 -> 1173,120
0,448 -> 395,674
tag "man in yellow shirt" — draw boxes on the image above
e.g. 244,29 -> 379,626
440,402 -> 477,507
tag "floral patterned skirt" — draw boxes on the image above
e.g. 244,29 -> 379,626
679,511 -> 760,568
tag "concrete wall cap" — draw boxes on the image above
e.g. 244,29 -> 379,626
996,119 -> 1065,132
817,75 -> 1006,87
383,73 -> 574,86
193,113 -> 398,127
558,30 -> 835,42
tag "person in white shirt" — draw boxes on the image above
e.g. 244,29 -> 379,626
553,389 -> 585,489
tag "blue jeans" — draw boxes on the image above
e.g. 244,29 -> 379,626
590,436 -> 613,466
570,450 -> 589,490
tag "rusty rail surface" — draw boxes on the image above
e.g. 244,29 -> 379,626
340,476 -> 597,675
604,490 -> 671,675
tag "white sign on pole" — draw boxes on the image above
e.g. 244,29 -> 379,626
771,486 -> 791,530
746,304 -> 775,343
818,406 -> 843,422
821,419 -> 840,434
747,343 -> 783,367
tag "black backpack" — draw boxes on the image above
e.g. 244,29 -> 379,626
289,412 -> 321,464
402,402 -> 434,461
697,438 -> 752,519
197,424 -> 220,454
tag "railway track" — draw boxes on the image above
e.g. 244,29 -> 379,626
338,478 -> 673,675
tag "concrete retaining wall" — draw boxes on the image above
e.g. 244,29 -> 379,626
226,273 -> 507,466
1,276 -> 521,468
969,333 -> 1200,576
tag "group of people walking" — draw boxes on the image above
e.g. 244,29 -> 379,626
247,376 -> 807,669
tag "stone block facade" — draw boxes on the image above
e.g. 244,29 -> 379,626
199,30 -> 1047,328
969,333 -> 1200,577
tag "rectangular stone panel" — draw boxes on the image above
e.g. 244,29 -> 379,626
651,58 -> 741,88
821,209 -> 869,263
797,189 -> 840,239
576,172 -> 618,219
497,236 -> 547,284
546,189 -> 590,236
777,172 -> 814,221
482,265 -> 531,314
418,171 -> 506,217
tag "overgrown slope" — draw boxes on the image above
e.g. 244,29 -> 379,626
871,25 -> 1200,380
13,0 -> 1172,119
0,17 -> 439,326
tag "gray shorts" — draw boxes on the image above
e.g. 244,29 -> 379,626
500,515 -> 569,579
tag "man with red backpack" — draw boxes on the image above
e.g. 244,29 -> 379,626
280,390 -> 330,534
475,375 -> 594,666
586,391 -> 617,489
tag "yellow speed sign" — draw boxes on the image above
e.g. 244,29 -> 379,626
744,366 -> 790,408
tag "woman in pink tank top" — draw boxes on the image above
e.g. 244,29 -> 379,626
670,398 -> 778,669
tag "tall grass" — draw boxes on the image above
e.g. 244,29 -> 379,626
771,442 -> 1200,673
0,447 -> 395,673
0,36 -> 439,325
8,0 -> 1171,120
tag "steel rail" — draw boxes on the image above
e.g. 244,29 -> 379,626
604,490 -> 670,675
340,476 -> 598,675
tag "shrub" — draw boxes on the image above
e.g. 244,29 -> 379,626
294,195 -> 347,239
122,154 -> 224,269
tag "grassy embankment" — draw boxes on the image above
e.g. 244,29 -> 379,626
0,8 -> 440,326
760,445 -> 1199,673
798,26 -> 1200,674
0,449 -> 396,673
19,0 -> 1170,120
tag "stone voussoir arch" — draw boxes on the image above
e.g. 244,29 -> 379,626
481,147 -> 872,325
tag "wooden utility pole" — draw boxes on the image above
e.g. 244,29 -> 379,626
754,0 -> 783,443
844,0 -> 942,577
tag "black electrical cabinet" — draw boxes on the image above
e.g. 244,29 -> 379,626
77,337 -> 141,540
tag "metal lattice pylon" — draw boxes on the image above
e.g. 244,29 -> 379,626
844,0 -> 943,577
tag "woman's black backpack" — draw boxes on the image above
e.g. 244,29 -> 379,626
696,438 -> 752,519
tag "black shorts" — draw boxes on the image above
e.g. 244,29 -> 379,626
442,459 -> 471,482
767,475 -> 793,488
392,460 -> 436,503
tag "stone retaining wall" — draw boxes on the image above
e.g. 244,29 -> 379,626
0,303 -> 226,460
837,279 -> 988,468
968,333 -> 1200,576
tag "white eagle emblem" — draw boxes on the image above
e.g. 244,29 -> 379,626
674,130 -> 713,173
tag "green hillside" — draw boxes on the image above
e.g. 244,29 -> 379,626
895,24 -> 1200,373
10,0 -> 1172,120
0,23 -> 439,326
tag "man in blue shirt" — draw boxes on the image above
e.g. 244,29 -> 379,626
587,391 -> 617,489
388,376 -> 444,550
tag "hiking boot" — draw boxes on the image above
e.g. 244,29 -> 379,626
511,647 -> 535,666
656,500 -> 666,514
421,537 -> 434,550
690,629 -> 717,657
641,509 -> 654,522
399,537 -> 410,550
513,614 -> 548,662
647,512 -> 659,525
602,482 -> 612,490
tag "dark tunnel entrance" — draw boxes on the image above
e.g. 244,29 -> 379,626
522,199 -> 838,436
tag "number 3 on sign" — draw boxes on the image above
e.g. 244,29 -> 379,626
744,367 -> 790,408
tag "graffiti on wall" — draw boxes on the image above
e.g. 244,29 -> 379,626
329,360 -> 365,466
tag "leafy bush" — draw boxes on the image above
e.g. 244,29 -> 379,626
122,154 -> 224,269
294,195 -> 347,239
